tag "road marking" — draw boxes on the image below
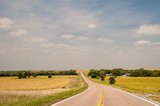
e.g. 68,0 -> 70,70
118,89 -> 159,106
98,89 -> 104,106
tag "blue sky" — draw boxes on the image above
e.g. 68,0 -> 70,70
0,0 -> 160,70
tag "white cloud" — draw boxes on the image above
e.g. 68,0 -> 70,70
76,36 -> 89,40
11,29 -> 26,37
134,24 -> 160,36
41,43 -> 53,48
24,37 -> 47,43
87,23 -> 96,29
97,38 -> 113,44
134,40 -> 151,46
0,17 -> 13,28
61,34 -> 74,39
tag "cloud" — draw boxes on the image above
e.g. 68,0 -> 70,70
97,38 -> 113,44
87,23 -> 96,29
133,24 -> 160,36
41,43 -> 53,48
61,34 -> 75,39
24,37 -> 47,43
0,17 -> 13,28
134,40 -> 151,46
11,29 -> 26,37
75,36 -> 89,40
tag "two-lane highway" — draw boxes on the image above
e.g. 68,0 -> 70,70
51,71 -> 159,106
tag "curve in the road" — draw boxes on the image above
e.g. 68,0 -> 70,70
51,71 -> 159,106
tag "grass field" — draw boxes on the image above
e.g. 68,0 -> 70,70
83,70 -> 160,103
0,76 -> 79,90
0,75 -> 87,106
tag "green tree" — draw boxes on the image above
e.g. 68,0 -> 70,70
91,73 -> 97,78
18,72 -> 23,79
48,74 -> 52,78
99,70 -> 106,81
23,71 -> 28,78
32,73 -> 37,78
108,76 -> 116,84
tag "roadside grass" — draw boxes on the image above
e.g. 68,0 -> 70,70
0,75 -> 88,106
83,70 -> 160,103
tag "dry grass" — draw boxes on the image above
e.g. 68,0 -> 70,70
83,70 -> 160,103
114,76 -> 160,102
0,75 -> 85,106
0,76 -> 78,90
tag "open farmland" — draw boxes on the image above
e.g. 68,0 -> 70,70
115,76 -> 160,102
0,75 -> 86,106
0,76 -> 79,90
84,70 -> 160,103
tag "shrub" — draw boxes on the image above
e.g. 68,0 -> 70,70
100,76 -> 105,81
91,73 -> 97,78
48,74 -> 52,78
18,72 -> 23,79
22,71 -> 28,78
27,71 -> 31,77
108,76 -> 116,84
32,73 -> 37,78
99,70 -> 106,81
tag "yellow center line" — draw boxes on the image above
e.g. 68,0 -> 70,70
98,88 -> 104,106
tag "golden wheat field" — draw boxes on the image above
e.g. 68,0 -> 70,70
115,77 -> 160,94
0,76 -> 79,90
0,75 -> 85,106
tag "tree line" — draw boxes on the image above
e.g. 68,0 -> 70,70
0,70 -> 78,78
88,68 -> 160,77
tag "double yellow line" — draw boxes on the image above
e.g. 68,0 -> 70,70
98,89 -> 104,106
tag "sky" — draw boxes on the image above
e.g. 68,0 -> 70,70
0,0 -> 160,70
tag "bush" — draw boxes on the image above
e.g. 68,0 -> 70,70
100,76 -> 105,81
27,71 -> 31,77
18,72 -> 23,79
22,71 -> 28,78
32,73 -> 37,78
91,73 -> 97,78
108,76 -> 116,84
48,74 -> 52,78
99,70 -> 106,81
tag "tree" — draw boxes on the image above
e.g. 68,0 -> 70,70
91,73 -> 97,78
48,74 -> 52,78
99,70 -> 106,81
23,71 -> 28,78
32,73 -> 37,78
112,69 -> 122,77
18,72 -> 23,79
100,76 -> 105,81
27,71 -> 31,78
108,76 -> 116,84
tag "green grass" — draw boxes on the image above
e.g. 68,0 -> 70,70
83,70 -> 160,103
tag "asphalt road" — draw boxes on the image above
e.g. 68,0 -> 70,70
51,72 -> 159,106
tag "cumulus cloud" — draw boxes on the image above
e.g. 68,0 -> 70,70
134,24 -> 160,36
24,37 -> 47,43
11,29 -> 26,37
75,36 -> 89,40
134,40 -> 151,46
87,23 -> 96,29
97,38 -> 113,44
61,34 -> 75,39
0,17 -> 13,28
41,43 -> 53,48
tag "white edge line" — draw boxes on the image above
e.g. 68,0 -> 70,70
119,89 -> 159,106
51,84 -> 91,106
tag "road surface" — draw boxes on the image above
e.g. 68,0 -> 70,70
51,72 -> 159,106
